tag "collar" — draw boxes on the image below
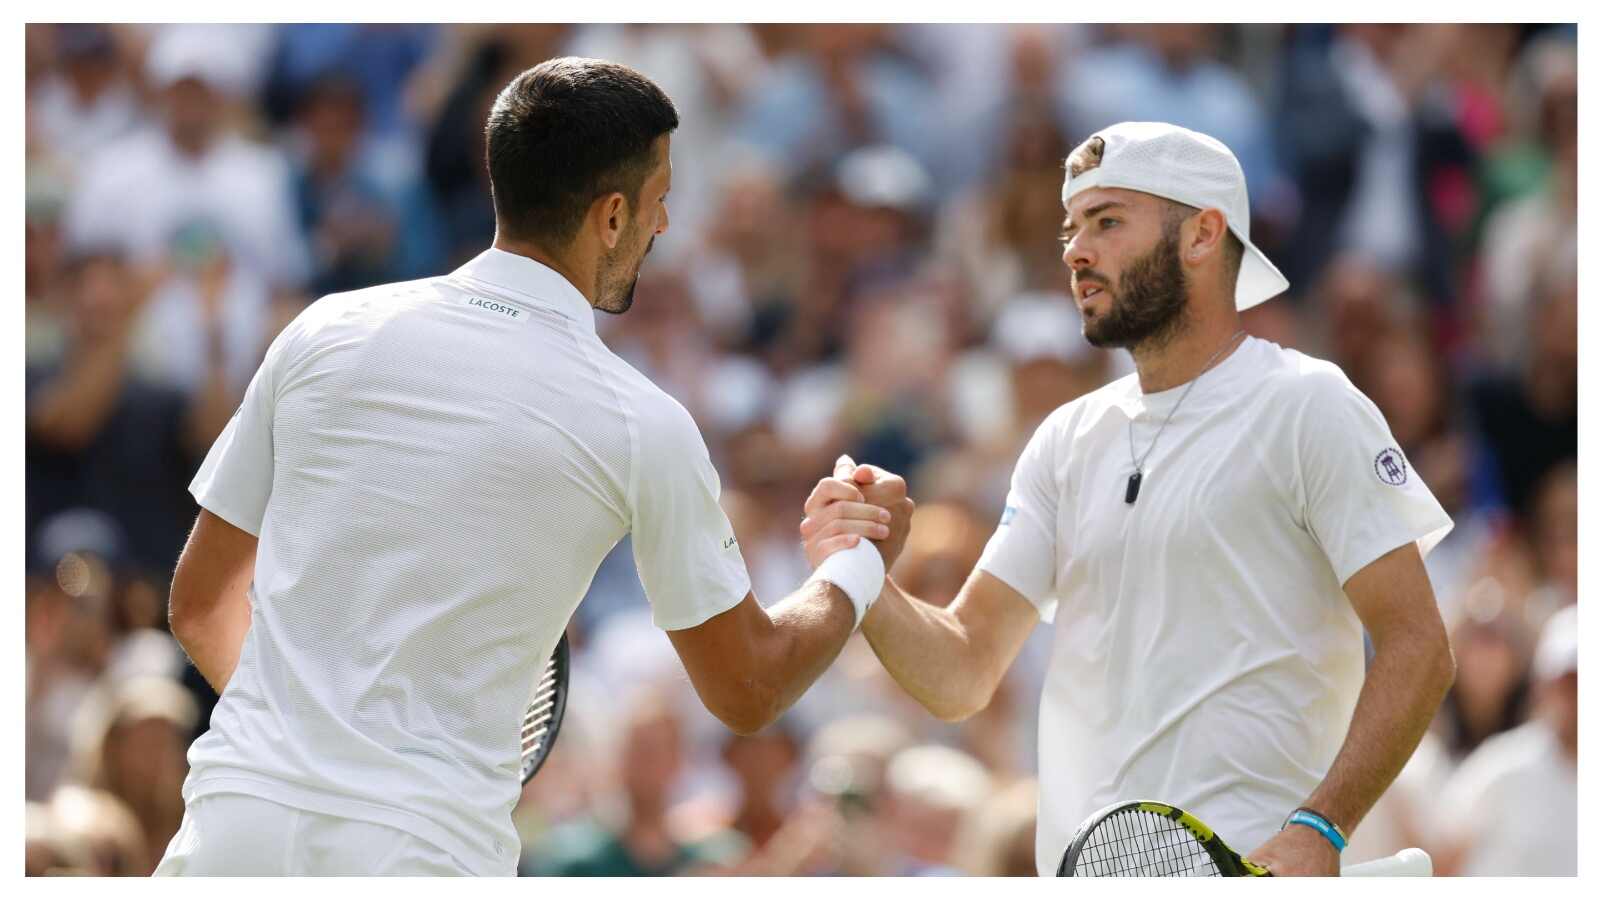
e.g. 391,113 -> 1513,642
1116,335 -> 1258,419
451,248 -> 597,333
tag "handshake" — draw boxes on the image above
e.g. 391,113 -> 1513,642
797,454 -> 916,626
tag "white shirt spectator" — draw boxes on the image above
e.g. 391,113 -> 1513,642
974,337 -> 1453,873
28,76 -> 142,173
181,248 -> 750,874
64,128 -> 310,291
1438,719 -> 1576,875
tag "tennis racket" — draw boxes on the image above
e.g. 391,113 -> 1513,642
1057,800 -> 1432,877
519,633 -> 570,785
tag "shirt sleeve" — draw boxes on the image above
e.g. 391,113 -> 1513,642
975,414 -> 1062,623
1296,368 -> 1454,586
628,396 -> 752,631
188,325 -> 296,536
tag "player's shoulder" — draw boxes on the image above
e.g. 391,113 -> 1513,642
588,349 -> 706,452
269,276 -> 443,356
1245,339 -> 1364,405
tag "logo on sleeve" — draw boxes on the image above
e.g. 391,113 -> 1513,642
1000,505 -> 1018,526
722,535 -> 738,550
1374,448 -> 1408,486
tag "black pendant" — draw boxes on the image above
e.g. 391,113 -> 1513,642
1125,471 -> 1142,504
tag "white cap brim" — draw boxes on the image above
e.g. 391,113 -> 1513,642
1231,223 -> 1291,311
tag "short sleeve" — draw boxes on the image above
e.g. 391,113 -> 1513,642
976,415 -> 1062,623
628,398 -> 752,631
189,328 -> 294,536
1296,370 -> 1454,586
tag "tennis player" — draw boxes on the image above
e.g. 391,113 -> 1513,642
155,58 -> 894,876
802,122 -> 1457,876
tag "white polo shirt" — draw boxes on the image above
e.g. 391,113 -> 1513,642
974,336 -> 1453,875
183,248 -> 751,874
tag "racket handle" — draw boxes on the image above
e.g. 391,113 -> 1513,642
1340,848 -> 1432,877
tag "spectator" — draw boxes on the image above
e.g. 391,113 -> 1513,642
65,27 -> 308,289
289,74 -> 442,294
523,688 -> 728,875
880,744 -> 992,875
421,25 -> 573,263
1466,253 -> 1577,519
262,24 -> 436,139
732,25 -> 940,186
1275,25 -> 1474,306
1437,606 -> 1531,760
936,105 -> 1076,323
27,24 -> 143,174
47,784 -> 148,876
798,714 -> 912,875
25,251 -> 217,572
954,776 -> 1039,876
1435,605 -> 1576,875
1063,25 -> 1289,219
1475,33 -> 1577,368
62,27 -> 309,395
67,676 -> 197,874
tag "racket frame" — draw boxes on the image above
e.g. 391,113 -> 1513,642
1057,800 -> 1269,877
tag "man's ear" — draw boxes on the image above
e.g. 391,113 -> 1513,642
1184,207 -> 1229,265
592,192 -> 628,250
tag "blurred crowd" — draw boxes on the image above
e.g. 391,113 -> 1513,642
24,23 -> 1577,876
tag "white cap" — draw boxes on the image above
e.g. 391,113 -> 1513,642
837,144 -> 932,213
145,26 -> 250,96
1061,121 -> 1290,311
992,291 -> 1094,365
1532,604 -> 1578,682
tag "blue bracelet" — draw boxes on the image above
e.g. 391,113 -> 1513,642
1285,809 -> 1347,853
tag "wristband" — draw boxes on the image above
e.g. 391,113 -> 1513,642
807,540 -> 885,629
1284,808 -> 1347,853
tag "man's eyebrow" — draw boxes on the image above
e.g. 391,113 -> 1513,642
1062,200 -> 1128,234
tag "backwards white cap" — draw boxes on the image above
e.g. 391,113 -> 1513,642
1061,121 -> 1290,311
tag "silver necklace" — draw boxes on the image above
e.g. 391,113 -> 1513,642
1124,330 -> 1246,504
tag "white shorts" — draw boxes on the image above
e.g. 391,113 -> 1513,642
154,793 -> 473,875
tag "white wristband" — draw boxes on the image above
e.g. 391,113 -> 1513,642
807,540 -> 886,629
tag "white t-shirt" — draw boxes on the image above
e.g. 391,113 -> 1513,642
974,336 -> 1453,874
183,248 -> 751,874
1438,720 -> 1577,876
65,129 -> 310,289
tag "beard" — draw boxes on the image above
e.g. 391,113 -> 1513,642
1079,225 -> 1189,351
595,234 -> 655,315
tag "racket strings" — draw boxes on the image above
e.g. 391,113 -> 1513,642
519,662 -> 561,759
1077,810 -> 1218,876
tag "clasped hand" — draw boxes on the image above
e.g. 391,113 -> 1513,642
799,454 -> 915,571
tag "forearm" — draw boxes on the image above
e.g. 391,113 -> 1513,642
1301,637 -> 1455,836
28,340 -> 131,450
731,581 -> 856,734
171,590 -> 253,693
860,578 -> 990,721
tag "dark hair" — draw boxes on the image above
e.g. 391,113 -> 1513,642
485,57 -> 678,248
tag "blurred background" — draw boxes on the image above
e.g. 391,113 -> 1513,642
23,23 -> 1577,876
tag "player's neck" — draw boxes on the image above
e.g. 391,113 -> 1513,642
492,234 -> 600,307
1130,302 -> 1246,395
